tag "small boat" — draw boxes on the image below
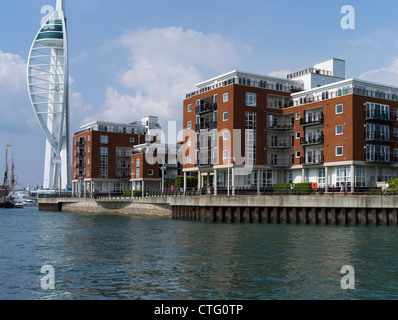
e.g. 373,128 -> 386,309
14,202 -> 24,208
22,199 -> 38,207
0,201 -> 14,209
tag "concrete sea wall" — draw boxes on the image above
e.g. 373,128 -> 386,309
39,198 -> 172,217
39,195 -> 398,225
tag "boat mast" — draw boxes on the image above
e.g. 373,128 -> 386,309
3,147 -> 9,201
10,145 -> 15,192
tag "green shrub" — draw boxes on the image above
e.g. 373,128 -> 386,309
295,182 -> 312,195
133,190 -> 142,197
273,183 -> 290,195
123,190 -> 132,197
174,176 -> 198,189
388,178 -> 398,192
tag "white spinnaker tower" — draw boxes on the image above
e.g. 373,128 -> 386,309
27,0 -> 70,190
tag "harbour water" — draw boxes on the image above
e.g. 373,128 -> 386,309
1,207 -> 398,300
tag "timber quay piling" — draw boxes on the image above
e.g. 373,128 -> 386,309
170,195 -> 398,226
39,194 -> 398,226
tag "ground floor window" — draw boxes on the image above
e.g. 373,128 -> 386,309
244,171 -> 257,186
336,166 -> 351,186
261,170 -> 277,186
355,166 -> 366,186
318,168 -> 325,185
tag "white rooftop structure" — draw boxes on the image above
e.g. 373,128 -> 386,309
186,70 -> 304,99
287,58 -> 346,90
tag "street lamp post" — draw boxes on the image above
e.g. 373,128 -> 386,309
227,157 -> 235,196
161,165 -> 166,194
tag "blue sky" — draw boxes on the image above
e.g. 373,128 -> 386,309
1,0 -> 398,188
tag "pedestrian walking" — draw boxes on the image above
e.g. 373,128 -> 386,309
290,183 -> 295,195
340,183 -> 345,195
384,182 -> 389,195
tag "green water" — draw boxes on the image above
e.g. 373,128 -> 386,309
0,207 -> 397,300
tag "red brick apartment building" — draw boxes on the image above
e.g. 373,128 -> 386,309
182,59 -> 398,193
72,116 -> 177,195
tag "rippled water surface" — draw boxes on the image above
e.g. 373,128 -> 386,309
1,207 -> 398,300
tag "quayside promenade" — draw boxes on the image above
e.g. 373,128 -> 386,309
38,192 -> 398,226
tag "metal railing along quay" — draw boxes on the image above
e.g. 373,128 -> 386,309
38,185 -> 397,200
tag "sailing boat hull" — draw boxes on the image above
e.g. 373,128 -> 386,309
0,201 -> 15,209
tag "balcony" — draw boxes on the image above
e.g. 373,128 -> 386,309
267,101 -> 294,109
116,152 -> 132,158
196,103 -> 217,115
365,132 -> 393,144
300,113 -> 324,127
365,111 -> 394,123
365,153 -> 395,163
77,140 -> 86,147
76,163 -> 85,169
300,155 -> 324,166
76,151 -> 85,158
116,175 -> 131,180
267,140 -> 294,150
116,164 -> 131,169
300,134 -> 324,146
267,123 -> 294,131
196,120 -> 217,131
268,157 -> 293,167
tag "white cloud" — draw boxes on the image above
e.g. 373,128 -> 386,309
358,58 -> 398,87
84,27 -> 240,127
268,69 -> 291,79
0,50 -> 26,93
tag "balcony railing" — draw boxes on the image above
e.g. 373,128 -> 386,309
365,111 -> 394,122
300,155 -> 324,165
116,152 -> 132,158
116,175 -> 131,180
267,140 -> 294,149
196,120 -> 217,131
76,151 -> 85,158
76,163 -> 85,169
196,103 -> 217,115
267,101 -> 294,109
268,158 -> 294,167
300,134 -> 324,146
267,123 -> 294,131
365,131 -> 393,143
77,140 -> 86,147
300,113 -> 324,127
116,165 -> 131,169
365,153 -> 396,163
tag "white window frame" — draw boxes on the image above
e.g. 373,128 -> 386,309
100,135 -> 109,144
245,92 -> 257,107
130,137 -> 135,143
295,113 -> 301,120
223,150 -> 229,160
148,169 -> 154,176
336,104 -> 343,114
187,104 -> 192,112
336,125 -> 343,135
336,146 -> 343,156
187,138 -> 192,147
187,155 -> 192,164
223,131 -> 228,140
296,151 -> 301,158
223,112 -> 228,121
296,132 -> 301,139
187,121 -> 192,129
223,93 -> 229,102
